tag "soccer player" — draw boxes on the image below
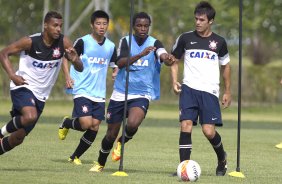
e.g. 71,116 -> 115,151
170,1 -> 231,176
58,10 -> 118,165
0,11 -> 83,155
89,12 -> 175,172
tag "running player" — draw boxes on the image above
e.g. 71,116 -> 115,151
89,12 -> 175,172
0,11 -> 83,155
58,10 -> 117,165
171,1 -> 231,176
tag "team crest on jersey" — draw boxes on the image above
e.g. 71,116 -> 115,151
52,47 -> 61,58
209,40 -> 218,50
82,105 -> 89,113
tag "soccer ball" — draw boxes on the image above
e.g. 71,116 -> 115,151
177,160 -> 201,182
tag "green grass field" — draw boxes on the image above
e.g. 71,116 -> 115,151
1,99 -> 282,184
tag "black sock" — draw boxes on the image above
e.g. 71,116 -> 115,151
208,131 -> 225,161
98,136 -> 115,166
5,116 -> 23,134
63,118 -> 84,131
117,125 -> 138,143
0,137 -> 13,155
70,129 -> 97,159
179,132 -> 192,162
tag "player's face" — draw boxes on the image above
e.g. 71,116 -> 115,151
44,18 -> 63,39
133,18 -> 150,39
194,14 -> 212,36
91,18 -> 109,37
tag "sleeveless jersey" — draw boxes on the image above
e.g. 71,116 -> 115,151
10,33 -> 64,101
69,34 -> 116,99
114,35 -> 161,100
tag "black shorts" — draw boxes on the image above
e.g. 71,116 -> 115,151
106,98 -> 149,124
72,97 -> 105,121
10,87 -> 45,135
179,85 -> 222,126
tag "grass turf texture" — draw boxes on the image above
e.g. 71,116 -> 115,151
0,100 -> 282,184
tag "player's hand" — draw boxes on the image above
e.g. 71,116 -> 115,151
173,81 -> 182,94
162,53 -> 176,66
280,78 -> 282,85
65,47 -> 79,63
140,46 -> 156,57
11,74 -> 28,86
65,78 -> 74,89
222,92 -> 231,109
112,68 -> 118,80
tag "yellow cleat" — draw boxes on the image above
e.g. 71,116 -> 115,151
68,156 -> 82,165
111,142 -> 121,162
89,161 -> 104,172
275,142 -> 282,149
58,116 -> 69,140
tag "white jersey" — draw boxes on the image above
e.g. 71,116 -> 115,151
172,31 -> 230,97
10,33 -> 65,101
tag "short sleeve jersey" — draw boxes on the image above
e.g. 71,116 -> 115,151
69,34 -> 117,100
10,33 -> 65,101
171,31 -> 230,97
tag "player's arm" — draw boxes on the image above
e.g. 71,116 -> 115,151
62,38 -> 83,88
170,59 -> 181,94
170,34 -> 185,94
154,40 -> 175,66
0,36 -> 31,85
116,38 -> 155,69
221,63 -> 231,108
62,57 -> 73,88
63,36 -> 83,72
109,47 -> 118,80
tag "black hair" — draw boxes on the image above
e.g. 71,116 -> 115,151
44,11 -> 62,23
194,1 -> 216,21
91,10 -> 109,23
133,12 -> 151,25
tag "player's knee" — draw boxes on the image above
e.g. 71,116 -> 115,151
202,128 -> 215,139
89,120 -> 101,131
22,113 -> 38,125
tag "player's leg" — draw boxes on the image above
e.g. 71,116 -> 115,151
90,123 -> 121,172
0,106 -> 37,138
116,98 -> 149,144
0,128 -> 26,155
58,97 -> 91,140
69,118 -> 101,165
200,91 -> 227,176
0,88 -> 42,155
90,99 -> 123,172
202,124 -> 227,176
178,85 -> 198,162
179,120 -> 193,162
0,88 -> 39,138
112,98 -> 149,162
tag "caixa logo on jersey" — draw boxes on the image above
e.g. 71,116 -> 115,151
87,57 -> 108,65
32,61 -> 59,69
132,59 -> 149,66
189,51 -> 216,60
